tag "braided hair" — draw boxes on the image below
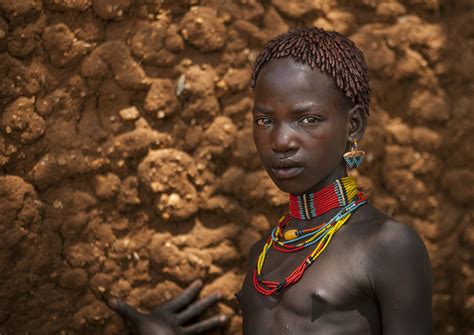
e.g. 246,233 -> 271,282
251,27 -> 370,115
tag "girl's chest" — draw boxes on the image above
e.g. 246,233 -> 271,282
237,238 -> 368,317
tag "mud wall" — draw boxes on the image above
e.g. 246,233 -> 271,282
0,0 -> 473,334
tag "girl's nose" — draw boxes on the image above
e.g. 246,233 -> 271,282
271,124 -> 299,157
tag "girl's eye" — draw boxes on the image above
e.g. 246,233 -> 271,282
255,118 -> 272,126
300,116 -> 320,124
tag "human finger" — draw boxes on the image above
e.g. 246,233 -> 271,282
182,315 -> 228,334
175,293 -> 221,325
160,280 -> 203,312
108,298 -> 141,324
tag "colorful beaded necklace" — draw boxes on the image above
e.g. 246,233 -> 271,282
254,177 -> 367,296
289,176 -> 359,220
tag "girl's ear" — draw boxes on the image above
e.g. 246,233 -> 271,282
347,104 -> 367,143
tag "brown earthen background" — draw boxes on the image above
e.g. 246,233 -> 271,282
0,0 -> 473,334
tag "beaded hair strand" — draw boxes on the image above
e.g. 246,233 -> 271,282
250,27 -> 371,115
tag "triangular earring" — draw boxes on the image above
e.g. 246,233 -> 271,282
343,139 -> 365,169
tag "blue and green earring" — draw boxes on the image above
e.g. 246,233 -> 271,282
343,139 -> 365,169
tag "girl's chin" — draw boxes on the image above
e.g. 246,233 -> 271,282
269,178 -> 307,195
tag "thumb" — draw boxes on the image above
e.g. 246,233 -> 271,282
109,298 -> 142,324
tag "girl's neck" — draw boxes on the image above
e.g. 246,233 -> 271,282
289,168 -> 358,221
298,164 -> 347,195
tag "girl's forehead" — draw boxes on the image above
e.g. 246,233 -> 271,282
254,57 -> 340,108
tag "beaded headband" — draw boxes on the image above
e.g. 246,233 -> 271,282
289,176 -> 359,220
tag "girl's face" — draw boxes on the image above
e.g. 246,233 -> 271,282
252,57 -> 353,195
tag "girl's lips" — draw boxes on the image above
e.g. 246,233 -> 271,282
270,167 -> 304,179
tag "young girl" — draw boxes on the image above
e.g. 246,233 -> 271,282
111,27 -> 432,335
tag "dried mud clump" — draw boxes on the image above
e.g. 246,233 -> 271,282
138,149 -> 199,221
1,97 -> 45,144
0,54 -> 41,104
0,175 -> 46,327
130,19 -> 184,66
101,122 -> 172,160
0,175 -> 43,249
31,150 -> 110,189
42,23 -> 91,67
0,0 -> 472,334
179,6 -> 226,52
92,0 -> 131,20
271,0 -> 319,19
81,41 -> 146,89
143,79 -> 180,119
202,116 -> 237,156
179,64 -> 220,121
45,0 -> 92,12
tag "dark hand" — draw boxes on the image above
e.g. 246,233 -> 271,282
108,280 -> 228,335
